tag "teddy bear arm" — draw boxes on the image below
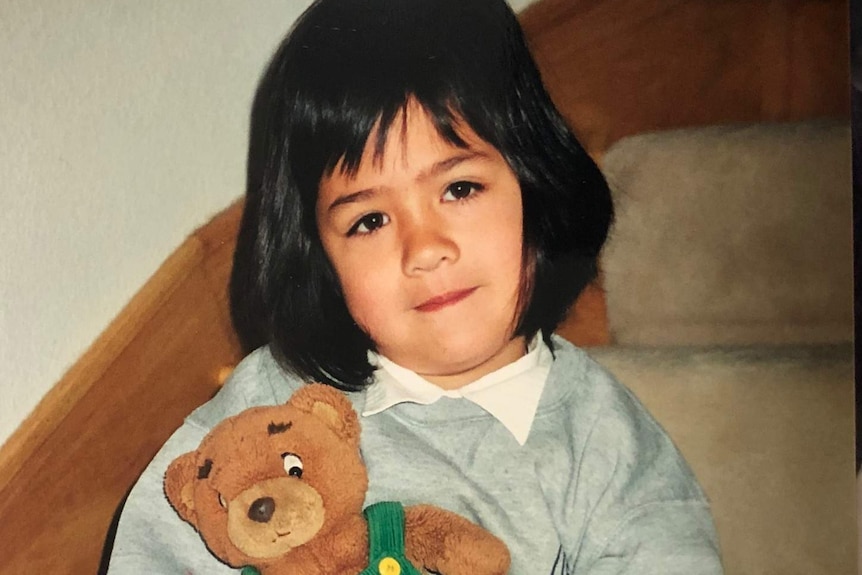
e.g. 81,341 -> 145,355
403,505 -> 510,575
320,514 -> 371,575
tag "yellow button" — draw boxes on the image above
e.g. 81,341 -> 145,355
378,557 -> 401,575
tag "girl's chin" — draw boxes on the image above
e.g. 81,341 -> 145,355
413,339 -> 526,389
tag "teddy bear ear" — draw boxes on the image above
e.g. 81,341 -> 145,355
288,384 -> 361,445
164,451 -> 201,527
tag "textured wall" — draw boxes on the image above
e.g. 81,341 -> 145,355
0,0 -> 539,448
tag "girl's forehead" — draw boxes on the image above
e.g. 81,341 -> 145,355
330,103 -> 492,183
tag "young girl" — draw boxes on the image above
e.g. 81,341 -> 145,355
109,0 -> 722,573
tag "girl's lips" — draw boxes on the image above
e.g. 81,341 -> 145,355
415,287 -> 477,312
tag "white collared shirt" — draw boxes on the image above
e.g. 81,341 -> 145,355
362,336 -> 553,445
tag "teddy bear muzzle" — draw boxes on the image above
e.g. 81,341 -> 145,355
226,476 -> 326,559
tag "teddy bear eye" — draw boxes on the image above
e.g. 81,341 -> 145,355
218,493 -> 227,508
282,453 -> 303,478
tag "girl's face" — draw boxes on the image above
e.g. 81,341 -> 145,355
316,103 -> 526,389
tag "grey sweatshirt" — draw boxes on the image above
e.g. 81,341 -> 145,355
107,336 -> 722,574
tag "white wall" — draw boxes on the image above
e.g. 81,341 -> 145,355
0,0 -> 315,446
508,0 -> 539,11
0,0 -> 539,448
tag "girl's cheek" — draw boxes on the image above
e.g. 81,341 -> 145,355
340,272 -> 386,317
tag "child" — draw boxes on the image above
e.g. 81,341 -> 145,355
108,0 -> 722,573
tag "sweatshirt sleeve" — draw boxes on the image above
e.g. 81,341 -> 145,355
555,355 -> 724,575
585,500 -> 722,575
586,392 -> 722,574
106,348 -> 289,574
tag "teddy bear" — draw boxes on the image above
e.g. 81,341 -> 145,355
164,383 -> 511,575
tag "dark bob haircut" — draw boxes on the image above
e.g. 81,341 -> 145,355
230,0 -> 613,391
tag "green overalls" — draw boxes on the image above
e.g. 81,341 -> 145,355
359,502 -> 421,575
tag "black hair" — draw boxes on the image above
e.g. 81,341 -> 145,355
230,0 -> 613,390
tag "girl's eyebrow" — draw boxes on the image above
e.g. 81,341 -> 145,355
415,150 -> 490,183
326,150 -> 490,213
327,188 -> 376,213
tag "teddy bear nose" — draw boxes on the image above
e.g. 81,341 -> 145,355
248,497 -> 276,523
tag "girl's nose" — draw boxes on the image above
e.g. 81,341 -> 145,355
400,217 -> 459,275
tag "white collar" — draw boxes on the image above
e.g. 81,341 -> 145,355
362,335 -> 552,445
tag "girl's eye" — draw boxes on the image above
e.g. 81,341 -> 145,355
442,181 -> 484,201
282,453 -> 304,478
347,212 -> 389,236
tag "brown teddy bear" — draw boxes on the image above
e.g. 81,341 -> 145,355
164,383 -> 511,575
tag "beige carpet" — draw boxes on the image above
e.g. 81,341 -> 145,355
600,120 -> 853,346
589,345 -> 855,575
